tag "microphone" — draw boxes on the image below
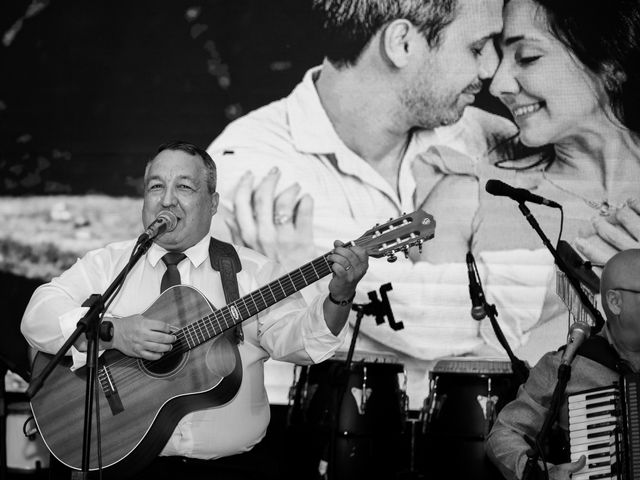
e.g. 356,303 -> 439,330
466,252 -> 486,320
138,211 -> 178,242
560,322 -> 591,366
486,179 -> 561,208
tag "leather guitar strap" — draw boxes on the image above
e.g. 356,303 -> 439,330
208,237 -> 244,344
575,334 -> 632,374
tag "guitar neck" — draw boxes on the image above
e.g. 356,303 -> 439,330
172,209 -> 435,351
177,252 -> 333,350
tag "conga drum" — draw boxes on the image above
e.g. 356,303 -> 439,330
287,353 -> 406,480
418,358 -> 520,480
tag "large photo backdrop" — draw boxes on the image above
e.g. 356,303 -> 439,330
2,0 -> 601,410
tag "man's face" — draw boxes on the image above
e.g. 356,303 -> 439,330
142,149 -> 218,252
402,0 -> 504,129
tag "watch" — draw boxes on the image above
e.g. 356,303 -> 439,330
328,292 -> 356,307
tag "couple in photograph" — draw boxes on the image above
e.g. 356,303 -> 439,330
23,1 -> 640,479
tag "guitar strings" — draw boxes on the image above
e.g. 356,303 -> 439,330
103,259 -> 330,389
96,227 -> 415,390
99,254 -> 335,389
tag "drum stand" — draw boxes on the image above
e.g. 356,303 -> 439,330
325,303 -> 364,480
395,415 -> 425,480
325,284 -> 401,480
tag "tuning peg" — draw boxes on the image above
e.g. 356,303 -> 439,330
418,239 -> 424,254
387,252 -> 397,263
403,246 -> 410,259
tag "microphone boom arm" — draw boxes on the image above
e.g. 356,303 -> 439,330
516,202 -> 604,333
468,253 -> 529,386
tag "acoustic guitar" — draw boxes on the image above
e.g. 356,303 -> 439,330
29,210 -> 435,474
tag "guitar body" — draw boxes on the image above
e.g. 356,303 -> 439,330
30,285 -> 242,475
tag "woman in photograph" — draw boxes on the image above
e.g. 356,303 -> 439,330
423,0 -> 640,364
418,1 -> 640,474
478,2 -> 640,476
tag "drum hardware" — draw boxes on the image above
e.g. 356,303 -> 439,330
420,376 -> 443,434
287,364 -> 317,427
287,365 -> 301,426
395,416 -> 427,480
289,359 -> 405,480
351,365 -> 370,415
478,377 -> 499,437
286,283 -> 405,479
418,359 -> 520,480
400,368 -> 409,424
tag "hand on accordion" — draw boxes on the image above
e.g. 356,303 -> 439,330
545,455 -> 586,480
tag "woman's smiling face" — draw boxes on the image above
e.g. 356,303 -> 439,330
489,0 -> 609,147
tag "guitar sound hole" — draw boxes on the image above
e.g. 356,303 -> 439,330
141,350 -> 186,377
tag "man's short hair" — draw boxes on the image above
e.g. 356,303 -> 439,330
148,141 -> 217,193
312,0 -> 458,68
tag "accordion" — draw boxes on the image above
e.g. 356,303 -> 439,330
568,375 -> 640,480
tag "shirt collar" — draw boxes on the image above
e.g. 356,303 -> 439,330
287,66 -> 344,155
147,234 -> 210,269
287,66 -> 480,163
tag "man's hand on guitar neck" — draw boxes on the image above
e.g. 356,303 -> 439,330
323,240 -> 369,335
74,315 -> 177,361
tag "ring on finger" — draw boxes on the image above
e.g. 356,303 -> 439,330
274,212 -> 292,225
345,263 -> 352,271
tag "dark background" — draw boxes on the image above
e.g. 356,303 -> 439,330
0,0 -> 325,195
0,0 -> 506,196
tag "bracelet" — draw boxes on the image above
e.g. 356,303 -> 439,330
328,292 -> 355,307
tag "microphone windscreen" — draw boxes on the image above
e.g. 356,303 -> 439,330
485,179 -> 509,196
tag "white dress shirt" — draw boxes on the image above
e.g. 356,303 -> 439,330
208,66 -> 517,408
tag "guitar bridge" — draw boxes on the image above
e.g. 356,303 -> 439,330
99,364 -> 124,415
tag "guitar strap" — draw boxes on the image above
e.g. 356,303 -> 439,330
575,334 -> 632,374
557,333 -> 631,374
208,237 -> 244,344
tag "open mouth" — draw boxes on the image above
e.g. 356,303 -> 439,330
512,102 -> 544,119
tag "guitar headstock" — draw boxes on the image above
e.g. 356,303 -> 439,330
354,210 -> 435,261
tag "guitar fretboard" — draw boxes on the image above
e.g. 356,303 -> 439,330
176,253 -> 333,350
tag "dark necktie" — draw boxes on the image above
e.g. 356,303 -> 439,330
161,252 -> 186,292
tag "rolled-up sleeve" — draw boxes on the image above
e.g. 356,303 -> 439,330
22,259 -> 97,354
253,260 -> 347,364
21,245 -> 125,369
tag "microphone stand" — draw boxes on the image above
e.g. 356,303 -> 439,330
513,202 -> 601,479
27,236 -> 155,478
522,363 -> 571,480
516,203 -> 604,333
327,283 -> 400,480
471,261 -> 529,386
